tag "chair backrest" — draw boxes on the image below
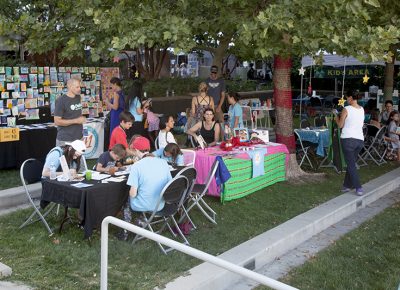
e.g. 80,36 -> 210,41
175,166 -> 197,203
20,158 -> 43,186
294,129 -> 308,150
154,135 -> 159,150
366,124 -> 380,139
241,106 -> 252,122
310,97 -> 322,107
203,160 -> 219,190
300,119 -> 311,129
161,175 -> 189,205
181,149 -> 196,166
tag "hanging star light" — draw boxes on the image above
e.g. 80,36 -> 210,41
135,71 -> 139,78
338,95 -> 346,107
363,73 -> 369,84
298,66 -> 305,76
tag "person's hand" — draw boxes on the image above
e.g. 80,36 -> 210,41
77,116 -> 86,124
216,106 -> 222,113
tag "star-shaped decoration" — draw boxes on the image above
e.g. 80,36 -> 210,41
113,56 -> 120,63
363,74 -> 369,84
338,95 -> 346,107
134,71 -> 139,78
298,66 -> 305,76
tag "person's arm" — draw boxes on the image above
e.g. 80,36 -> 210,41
334,108 -> 347,128
233,116 -> 239,129
54,115 -> 86,126
95,162 -> 109,173
216,91 -> 225,113
104,93 -> 119,110
210,97 -> 215,110
191,97 -> 196,116
129,186 -> 138,198
209,122 -> 220,146
42,151 -> 62,177
187,122 -> 201,138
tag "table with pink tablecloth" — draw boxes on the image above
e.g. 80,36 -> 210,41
194,143 -> 289,203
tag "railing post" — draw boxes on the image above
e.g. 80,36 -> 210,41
100,219 -> 109,290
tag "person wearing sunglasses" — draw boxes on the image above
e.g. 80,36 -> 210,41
206,65 -> 226,123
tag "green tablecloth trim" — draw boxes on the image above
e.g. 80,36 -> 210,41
221,153 -> 286,203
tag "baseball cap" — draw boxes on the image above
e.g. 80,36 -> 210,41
210,66 -> 218,73
66,140 -> 86,154
131,136 -> 150,151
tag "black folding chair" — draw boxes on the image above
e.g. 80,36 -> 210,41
314,115 -> 326,127
175,167 -> 198,229
300,119 -> 311,129
132,175 -> 189,254
19,158 -> 55,235
361,125 -> 387,165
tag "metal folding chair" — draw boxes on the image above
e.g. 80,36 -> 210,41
241,105 -> 254,129
300,119 -> 311,129
181,149 -> 196,166
175,167 -> 198,229
185,160 -> 219,224
154,135 -> 159,150
294,129 -> 314,169
132,175 -> 189,254
19,158 -> 55,235
361,125 -> 387,165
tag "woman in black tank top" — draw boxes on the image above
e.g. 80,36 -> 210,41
187,108 -> 220,146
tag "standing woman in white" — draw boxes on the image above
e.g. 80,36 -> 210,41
334,90 -> 365,196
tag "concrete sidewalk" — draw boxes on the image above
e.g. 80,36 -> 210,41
160,167 -> 400,290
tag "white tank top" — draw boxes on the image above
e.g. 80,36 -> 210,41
341,105 -> 364,140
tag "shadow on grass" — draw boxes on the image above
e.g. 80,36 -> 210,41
0,162 -> 398,289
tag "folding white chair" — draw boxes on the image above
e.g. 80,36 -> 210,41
241,105 -> 254,129
181,149 -> 196,166
185,160 -> 219,224
19,158 -> 55,235
132,175 -> 189,254
154,135 -> 159,150
294,129 -> 314,169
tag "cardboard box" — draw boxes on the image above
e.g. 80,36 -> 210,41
0,128 -> 20,142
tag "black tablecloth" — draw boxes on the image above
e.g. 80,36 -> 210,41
0,127 -> 57,169
41,178 -> 129,238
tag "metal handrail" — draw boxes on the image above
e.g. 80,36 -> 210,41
101,216 -> 298,290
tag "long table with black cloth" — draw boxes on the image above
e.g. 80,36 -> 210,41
40,178 -> 129,238
0,125 -> 57,169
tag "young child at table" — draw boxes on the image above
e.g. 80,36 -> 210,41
387,111 -> 400,161
95,144 -> 127,174
42,140 -> 87,178
151,143 -> 184,167
109,111 -> 135,156
143,99 -> 160,146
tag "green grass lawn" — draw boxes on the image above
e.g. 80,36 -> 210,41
0,161 -> 398,289
256,202 -> 400,290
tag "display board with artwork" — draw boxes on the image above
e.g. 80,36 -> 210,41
0,66 -> 119,124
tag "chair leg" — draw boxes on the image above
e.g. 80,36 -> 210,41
170,216 -> 189,246
19,203 -> 55,235
178,206 -> 197,230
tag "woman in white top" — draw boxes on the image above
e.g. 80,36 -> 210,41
157,115 -> 177,149
334,90 -> 365,196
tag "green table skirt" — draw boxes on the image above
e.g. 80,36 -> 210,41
221,153 -> 287,203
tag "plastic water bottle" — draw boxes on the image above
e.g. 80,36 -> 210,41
50,162 -> 57,180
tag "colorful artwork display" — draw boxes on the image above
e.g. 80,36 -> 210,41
0,66 -> 118,119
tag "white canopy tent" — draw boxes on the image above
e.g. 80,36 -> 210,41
301,54 -> 400,67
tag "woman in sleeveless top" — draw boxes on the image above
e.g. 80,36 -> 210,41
104,77 -> 125,136
189,82 -> 215,126
187,108 -> 220,146
334,90 -> 365,196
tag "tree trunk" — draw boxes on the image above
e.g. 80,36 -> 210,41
212,36 -> 231,77
273,55 -> 295,153
383,48 -> 396,102
273,55 -> 314,181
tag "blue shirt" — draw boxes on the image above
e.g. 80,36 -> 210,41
129,97 -> 143,122
127,157 -> 172,212
229,103 -> 243,129
152,148 -> 184,166
246,148 -> 267,178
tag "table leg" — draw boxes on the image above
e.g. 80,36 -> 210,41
59,206 -> 72,233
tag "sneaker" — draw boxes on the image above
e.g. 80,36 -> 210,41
356,188 -> 364,196
341,187 -> 351,193
114,230 -> 129,241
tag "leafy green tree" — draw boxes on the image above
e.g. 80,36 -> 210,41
242,0 -> 400,175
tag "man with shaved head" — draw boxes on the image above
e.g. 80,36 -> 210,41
54,78 -> 86,146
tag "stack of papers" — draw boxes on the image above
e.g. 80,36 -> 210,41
91,173 -> 111,180
71,182 -> 94,188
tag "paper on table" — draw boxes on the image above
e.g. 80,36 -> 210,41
104,177 -> 125,182
71,182 -> 94,188
91,173 -> 111,180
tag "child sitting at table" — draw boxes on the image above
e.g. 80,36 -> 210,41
151,143 -> 184,167
95,144 -> 127,174
109,111 -> 135,156
42,140 -> 87,178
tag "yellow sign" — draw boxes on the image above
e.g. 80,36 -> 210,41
0,128 -> 20,142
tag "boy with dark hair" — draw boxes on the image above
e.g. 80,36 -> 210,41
95,143 -> 127,173
109,111 -> 135,155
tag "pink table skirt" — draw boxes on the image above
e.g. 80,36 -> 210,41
194,143 -> 289,197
